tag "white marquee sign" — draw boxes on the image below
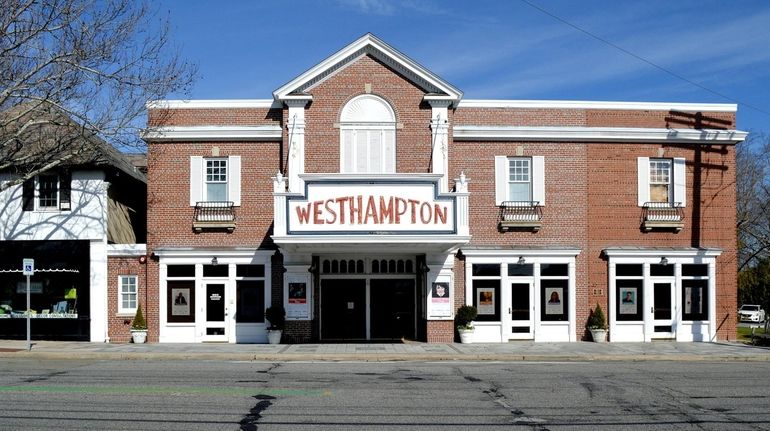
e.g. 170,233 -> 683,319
286,181 -> 456,234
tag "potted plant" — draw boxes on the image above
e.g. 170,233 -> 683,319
130,303 -> 148,343
587,303 -> 608,342
455,304 -> 478,344
265,305 -> 285,344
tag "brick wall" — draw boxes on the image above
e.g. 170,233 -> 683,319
146,51 -> 739,343
106,255 -> 148,343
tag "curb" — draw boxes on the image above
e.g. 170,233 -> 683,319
2,351 -> 770,362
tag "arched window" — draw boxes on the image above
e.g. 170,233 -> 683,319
340,95 -> 396,173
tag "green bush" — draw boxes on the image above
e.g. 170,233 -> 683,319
131,303 -> 147,331
586,303 -> 607,330
455,305 -> 478,330
265,305 -> 286,330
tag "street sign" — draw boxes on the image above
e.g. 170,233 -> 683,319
22,258 -> 34,276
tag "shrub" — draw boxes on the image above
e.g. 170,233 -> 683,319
586,303 -> 607,330
131,303 -> 147,331
265,305 -> 286,330
455,305 -> 478,330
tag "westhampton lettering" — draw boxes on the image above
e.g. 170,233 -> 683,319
294,195 -> 448,226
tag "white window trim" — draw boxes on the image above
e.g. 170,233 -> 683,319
190,155 -> 241,206
118,275 -> 138,314
638,157 -> 685,207
494,155 -> 545,206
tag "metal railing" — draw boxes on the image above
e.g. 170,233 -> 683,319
499,201 -> 543,229
193,201 -> 236,231
642,201 -> 684,232
642,202 -> 683,222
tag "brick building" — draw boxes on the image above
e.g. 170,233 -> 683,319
139,34 -> 745,343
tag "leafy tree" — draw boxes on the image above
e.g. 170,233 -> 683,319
1,0 -> 195,190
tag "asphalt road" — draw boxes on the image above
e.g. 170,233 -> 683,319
1,359 -> 769,430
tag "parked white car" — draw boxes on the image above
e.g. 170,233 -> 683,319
738,304 -> 766,323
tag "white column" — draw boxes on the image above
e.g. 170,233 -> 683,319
429,100 -> 451,193
285,99 -> 309,193
272,172 -> 288,237
454,172 -> 470,237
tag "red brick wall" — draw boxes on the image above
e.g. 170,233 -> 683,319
107,255 -> 148,343
303,54 -> 433,174
146,52 -> 739,343
427,320 -> 454,343
146,141 -> 280,250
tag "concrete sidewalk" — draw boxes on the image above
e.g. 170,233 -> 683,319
2,339 -> 770,362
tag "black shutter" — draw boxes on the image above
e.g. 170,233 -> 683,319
22,178 -> 34,211
59,171 -> 71,211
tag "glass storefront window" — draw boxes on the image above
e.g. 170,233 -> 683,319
682,280 -> 708,320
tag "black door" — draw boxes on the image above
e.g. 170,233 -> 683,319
370,279 -> 416,340
321,279 -> 366,340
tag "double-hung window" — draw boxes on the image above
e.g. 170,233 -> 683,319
507,158 -> 531,201
118,275 -> 138,314
649,159 -> 672,203
205,159 -> 228,201
189,155 -> 241,206
494,156 -> 545,206
22,172 -> 72,211
637,157 -> 685,207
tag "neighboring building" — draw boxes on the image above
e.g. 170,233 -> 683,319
141,34 -> 745,344
0,103 -> 146,341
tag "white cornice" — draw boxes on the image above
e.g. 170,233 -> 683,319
146,99 -> 281,109
453,126 -> 748,144
142,125 -> 282,142
106,244 -> 147,256
458,99 -> 738,112
273,33 -> 463,104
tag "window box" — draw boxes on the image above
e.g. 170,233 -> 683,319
498,201 -> 543,231
641,202 -> 684,232
193,201 -> 236,232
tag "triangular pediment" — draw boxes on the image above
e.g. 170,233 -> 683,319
273,33 -> 463,105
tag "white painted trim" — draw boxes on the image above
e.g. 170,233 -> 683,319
142,126 -> 283,142
146,99 -> 280,109
460,249 -> 582,257
453,126 -> 747,144
273,33 -> 462,102
107,244 -> 147,256
603,248 -> 722,258
458,99 -> 738,112
153,248 -> 275,258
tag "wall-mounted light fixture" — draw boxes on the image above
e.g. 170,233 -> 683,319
518,256 -> 526,265
660,256 -> 668,266
211,256 -> 218,266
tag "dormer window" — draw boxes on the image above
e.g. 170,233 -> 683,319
339,95 -> 396,174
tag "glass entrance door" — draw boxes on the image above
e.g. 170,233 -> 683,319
652,282 -> 675,339
204,283 -> 227,341
506,282 -> 533,339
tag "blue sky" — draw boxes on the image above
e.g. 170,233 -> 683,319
158,0 -> 770,135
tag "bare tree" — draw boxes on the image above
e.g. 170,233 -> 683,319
736,132 -> 770,270
0,0 -> 195,190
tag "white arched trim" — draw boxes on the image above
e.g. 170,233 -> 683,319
340,94 -> 396,123
340,95 -> 397,174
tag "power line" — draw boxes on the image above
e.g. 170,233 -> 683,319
519,0 -> 770,117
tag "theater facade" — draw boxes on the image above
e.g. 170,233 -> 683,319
140,34 -> 745,343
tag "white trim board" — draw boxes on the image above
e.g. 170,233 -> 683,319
458,99 -> 738,112
146,99 -> 280,109
142,126 -> 283,142
453,126 -> 747,144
